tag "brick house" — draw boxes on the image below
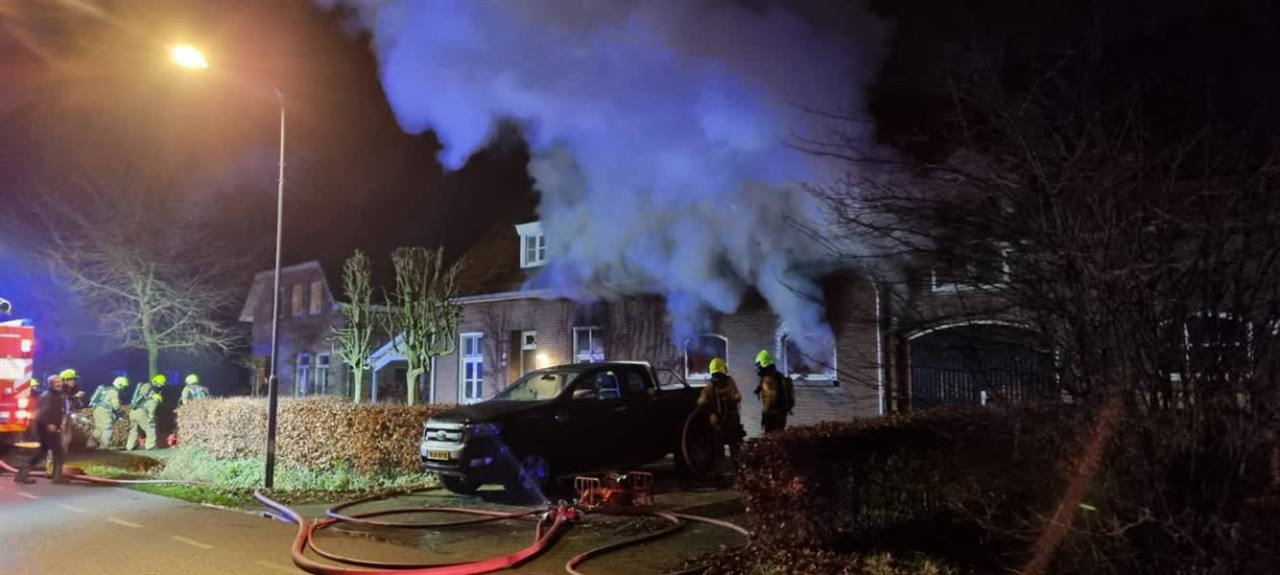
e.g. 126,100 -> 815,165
378,221 -> 890,437
240,222 -> 1054,437
239,261 -> 402,399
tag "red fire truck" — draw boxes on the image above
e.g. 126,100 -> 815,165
0,298 -> 36,450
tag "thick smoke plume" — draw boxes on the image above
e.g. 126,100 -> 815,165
322,0 -> 887,348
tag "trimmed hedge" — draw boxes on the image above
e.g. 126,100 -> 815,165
737,406 -> 1278,574
71,407 -> 134,450
176,397 -> 446,474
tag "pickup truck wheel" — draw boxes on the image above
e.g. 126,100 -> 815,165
504,453 -> 551,499
441,475 -> 482,496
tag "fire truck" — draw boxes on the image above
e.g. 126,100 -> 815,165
0,297 -> 36,450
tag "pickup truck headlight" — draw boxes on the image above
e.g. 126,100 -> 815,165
465,423 -> 502,438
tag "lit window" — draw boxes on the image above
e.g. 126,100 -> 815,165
573,327 -> 605,363
291,285 -> 304,317
460,334 -> 484,404
309,281 -> 323,315
684,334 -> 728,381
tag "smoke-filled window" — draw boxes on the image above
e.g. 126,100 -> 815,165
574,327 -> 605,363
684,334 -> 728,381
779,331 -> 837,384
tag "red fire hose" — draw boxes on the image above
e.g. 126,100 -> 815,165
4,441 -> 749,575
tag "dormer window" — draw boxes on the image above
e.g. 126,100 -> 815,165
516,221 -> 547,268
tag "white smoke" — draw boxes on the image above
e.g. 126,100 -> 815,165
320,0 -> 888,348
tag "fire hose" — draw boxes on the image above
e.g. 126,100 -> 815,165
3,408 -> 748,574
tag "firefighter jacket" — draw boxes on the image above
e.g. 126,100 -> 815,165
697,373 -> 742,417
90,385 -> 123,416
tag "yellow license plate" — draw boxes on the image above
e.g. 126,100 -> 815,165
427,450 -> 451,461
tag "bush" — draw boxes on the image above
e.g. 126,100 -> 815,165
72,407 -> 134,450
176,397 -> 446,474
737,406 -> 1278,574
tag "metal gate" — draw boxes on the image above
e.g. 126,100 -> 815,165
910,325 -> 1055,408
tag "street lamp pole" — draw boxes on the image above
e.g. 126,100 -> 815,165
264,89 -> 285,490
170,45 -> 285,489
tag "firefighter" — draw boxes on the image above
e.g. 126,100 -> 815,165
57,369 -> 86,454
180,374 -> 209,406
697,357 -> 744,478
90,376 -> 128,449
127,374 -> 164,451
14,374 -> 68,484
753,350 -> 794,433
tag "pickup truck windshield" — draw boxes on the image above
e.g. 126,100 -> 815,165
492,369 -> 581,401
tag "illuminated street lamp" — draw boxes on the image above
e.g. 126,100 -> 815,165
171,44 -> 287,489
170,45 -> 209,69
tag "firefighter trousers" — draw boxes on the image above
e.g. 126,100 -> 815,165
127,408 -> 156,450
93,407 -> 115,449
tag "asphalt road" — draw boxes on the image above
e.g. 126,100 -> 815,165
0,473 -> 436,575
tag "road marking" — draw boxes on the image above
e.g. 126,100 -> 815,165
253,560 -> 299,573
107,517 -> 141,528
16,491 -> 38,500
57,503 -> 87,513
170,535 -> 214,550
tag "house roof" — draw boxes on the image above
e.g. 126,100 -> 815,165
454,223 -> 531,297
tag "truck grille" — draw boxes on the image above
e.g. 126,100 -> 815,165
423,426 -> 464,444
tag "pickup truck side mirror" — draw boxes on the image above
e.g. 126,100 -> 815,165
572,389 -> 596,400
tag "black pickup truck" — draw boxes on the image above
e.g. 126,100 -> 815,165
420,361 -> 709,495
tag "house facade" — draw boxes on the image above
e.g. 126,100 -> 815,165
239,223 -> 1055,437
239,261 -> 400,399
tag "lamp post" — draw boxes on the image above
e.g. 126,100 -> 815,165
172,45 -> 286,489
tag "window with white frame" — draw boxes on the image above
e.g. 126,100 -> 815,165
932,242 -> 1012,293
295,353 -> 311,396
684,334 -> 728,380
573,327 -> 605,363
309,281 -> 323,315
516,221 -> 548,268
460,334 -> 484,404
315,353 -> 331,394
291,284 -> 305,316
777,327 -> 837,384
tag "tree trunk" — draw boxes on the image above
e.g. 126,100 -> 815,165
147,345 -> 160,379
351,367 -> 364,404
407,367 -> 424,406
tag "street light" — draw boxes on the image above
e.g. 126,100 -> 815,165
171,45 -> 287,489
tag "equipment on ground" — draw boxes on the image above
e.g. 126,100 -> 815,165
574,471 -> 655,510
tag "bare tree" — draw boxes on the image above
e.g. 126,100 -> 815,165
25,174 -> 246,377
330,250 -> 378,403
608,297 -> 682,370
386,246 -> 462,405
801,55 -> 1280,571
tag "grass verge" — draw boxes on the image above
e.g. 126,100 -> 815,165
73,447 -> 437,508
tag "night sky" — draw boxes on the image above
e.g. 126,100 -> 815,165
4,0 -> 1280,385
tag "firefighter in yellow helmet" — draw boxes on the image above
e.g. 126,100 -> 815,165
754,350 -> 794,433
127,374 -> 165,450
696,357 -> 744,479
90,376 -> 129,449
180,374 -> 209,406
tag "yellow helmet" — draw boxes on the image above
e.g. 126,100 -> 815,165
151,374 -> 167,386
59,368 -> 78,380
112,376 -> 129,388
708,357 -> 728,375
754,350 -> 775,368
185,374 -> 200,385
